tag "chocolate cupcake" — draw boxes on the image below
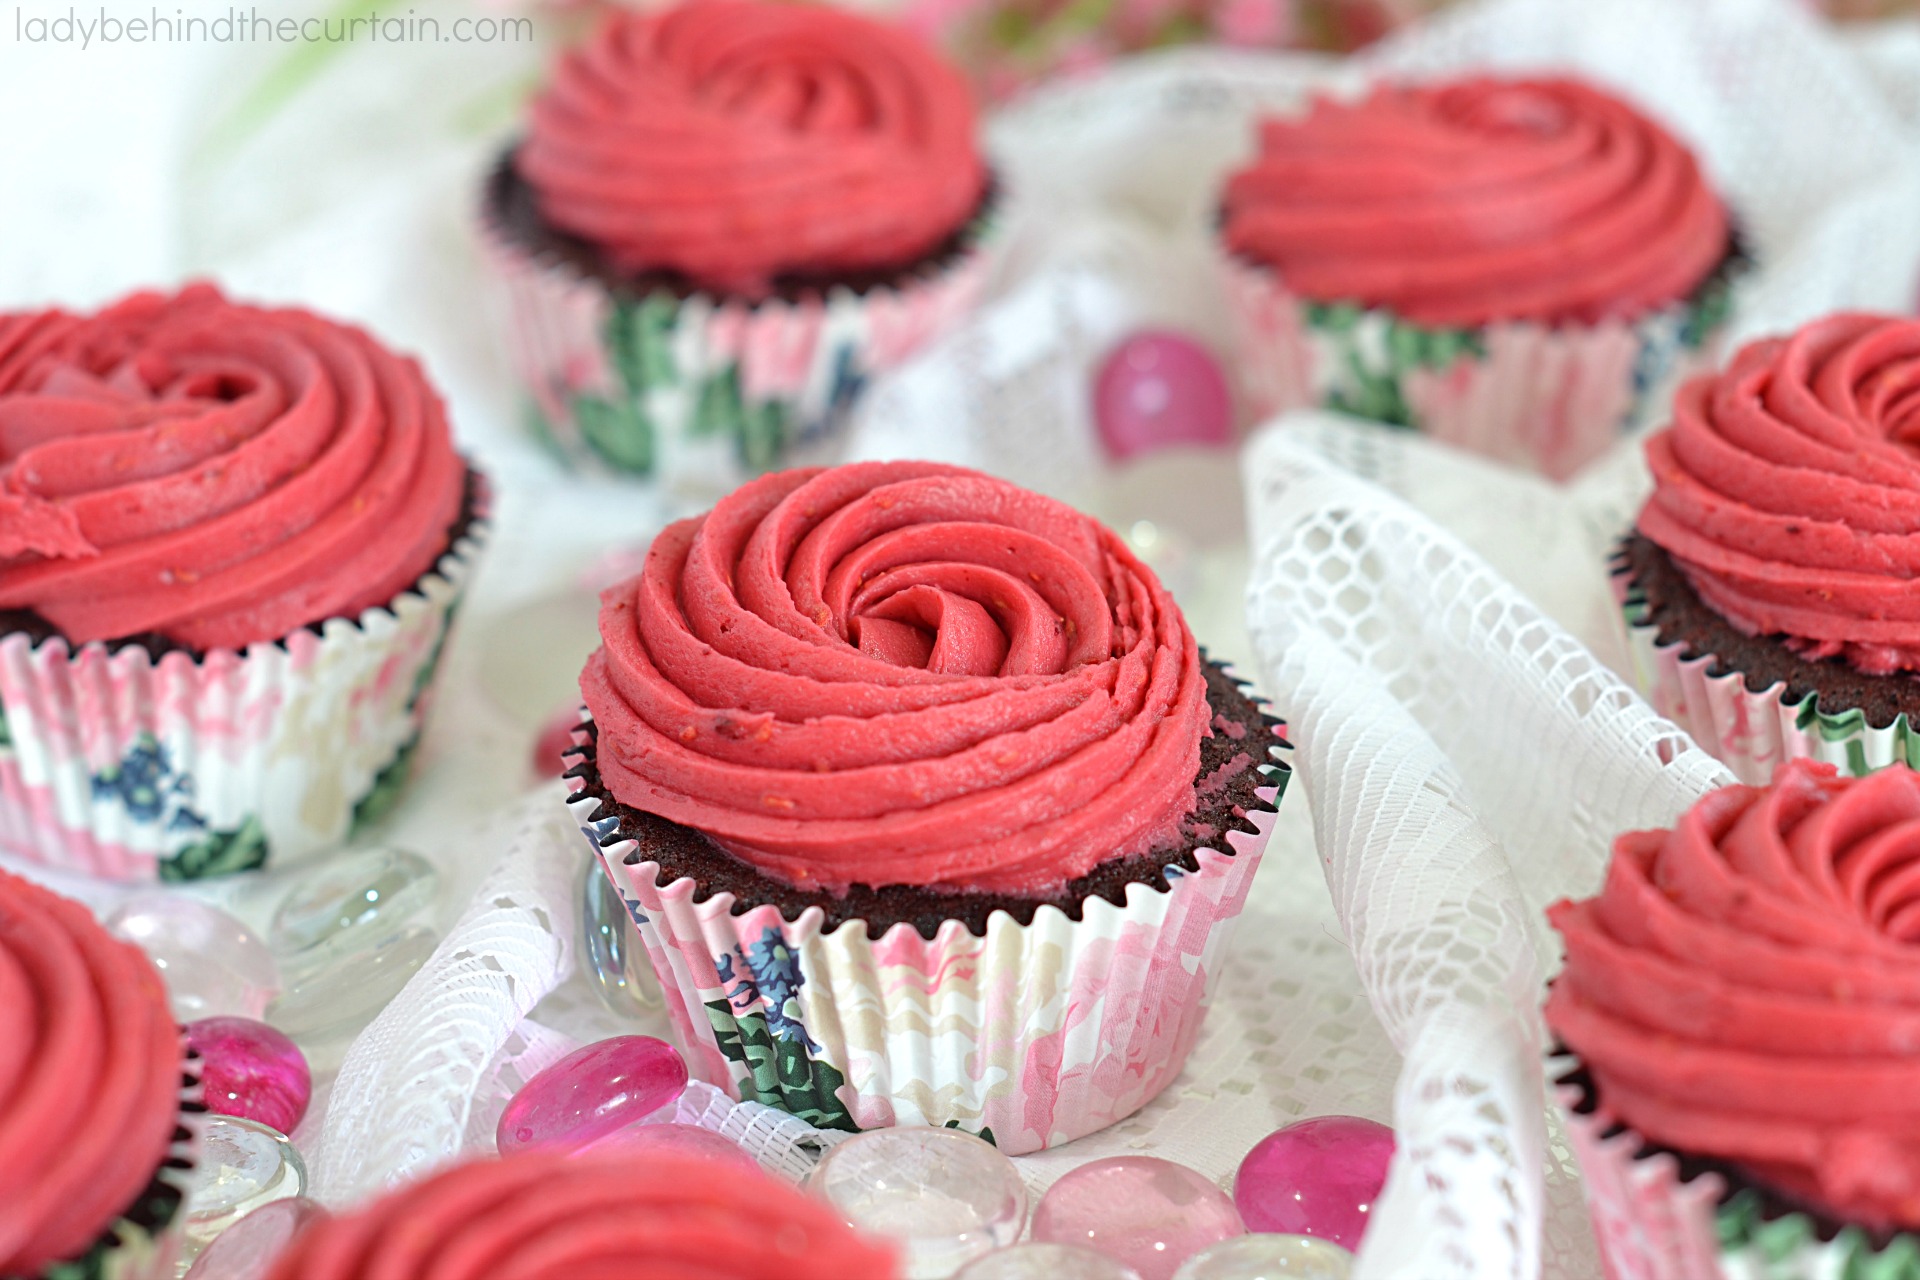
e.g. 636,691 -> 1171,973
0,284 -> 487,880
1550,760 -> 1920,1278
482,0 -> 996,494
564,461 -> 1289,1154
1219,75 -> 1744,480
1,869 -> 202,1279
1617,312 -> 1920,783
263,1150 -> 898,1280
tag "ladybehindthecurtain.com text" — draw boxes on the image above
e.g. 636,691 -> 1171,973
12,6 -> 534,50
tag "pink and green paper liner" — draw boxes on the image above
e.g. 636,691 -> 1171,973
0,512 -> 487,883
1221,254 -> 1740,481
1612,560 -> 1917,784
481,214 -> 993,500
564,729 -> 1286,1156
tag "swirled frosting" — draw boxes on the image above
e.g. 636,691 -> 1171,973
1637,313 -> 1920,676
516,0 -> 987,298
1548,760 -> 1920,1230
1222,76 -> 1730,327
264,1151 -> 899,1280
0,870 -> 183,1275
0,283 -> 467,651
579,461 -> 1209,895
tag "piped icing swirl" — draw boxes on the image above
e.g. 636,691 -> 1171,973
1221,76 -> 1730,328
579,461 -> 1209,895
0,870 -> 184,1276
264,1151 -> 898,1280
0,283 -> 467,652
1547,760 -> 1920,1231
1638,313 -> 1920,676
516,0 -> 987,298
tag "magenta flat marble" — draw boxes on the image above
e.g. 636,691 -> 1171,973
1032,1157 -> 1243,1280
574,1122 -> 755,1168
1093,332 -> 1234,461
182,1197 -> 326,1280
1233,1116 -> 1395,1250
531,705 -> 582,778
496,1035 -> 688,1155
185,1017 -> 312,1135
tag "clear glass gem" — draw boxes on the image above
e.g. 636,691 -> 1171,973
581,867 -> 662,1017
181,1116 -> 307,1257
808,1127 -> 1027,1279
1032,1157 -> 1243,1280
267,847 -> 438,963
265,924 -> 437,1044
185,1017 -> 312,1135
497,1035 -> 689,1155
1233,1116 -> 1394,1250
105,895 -> 279,1022
1172,1235 -> 1356,1280
180,1196 -> 325,1280
957,1242 -> 1144,1279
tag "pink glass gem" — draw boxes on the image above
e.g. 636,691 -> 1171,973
496,1035 -> 688,1155
1093,331 -> 1234,461
1233,1116 -> 1395,1250
184,1017 -> 312,1135
531,704 -> 582,778
182,1197 -> 325,1280
1032,1156 -> 1244,1280
574,1121 -> 756,1169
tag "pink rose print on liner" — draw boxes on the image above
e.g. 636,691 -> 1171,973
741,302 -> 826,402
1223,268 -> 1318,420
704,306 -> 751,370
0,762 -> 157,880
839,1085 -> 898,1131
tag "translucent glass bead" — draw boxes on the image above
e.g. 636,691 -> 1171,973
267,846 -> 438,963
1172,1234 -> 1355,1280
1094,331 -> 1234,460
808,1128 -> 1026,1278
185,1017 -> 312,1134
497,1035 -> 689,1155
106,894 -> 279,1022
181,1196 -> 326,1280
181,1116 -> 307,1256
575,1121 -> 756,1169
957,1242 -> 1145,1279
1233,1116 -> 1394,1250
581,867 -> 663,1017
1031,1157 -> 1243,1280
265,924 -> 438,1044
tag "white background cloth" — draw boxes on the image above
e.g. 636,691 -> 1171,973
5,1 -> 1920,1276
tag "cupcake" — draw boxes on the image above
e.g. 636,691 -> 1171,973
0,284 -> 486,880
1,869 -> 202,1279
1549,760 -> 1920,1278
263,1150 -> 898,1279
483,0 -> 996,495
1220,75 -> 1743,480
564,460 -> 1288,1154
1617,313 -> 1920,784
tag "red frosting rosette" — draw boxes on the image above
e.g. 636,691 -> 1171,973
0,283 -> 466,652
0,870 -> 186,1275
1547,760 -> 1920,1231
579,461 -> 1209,895
1222,76 -> 1730,328
264,1151 -> 898,1280
517,0 -> 986,299
1637,313 -> 1920,676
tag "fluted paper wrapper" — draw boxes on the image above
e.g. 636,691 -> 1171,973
1612,559 -> 1913,785
565,751 -> 1283,1156
0,517 -> 486,883
1221,255 -> 1737,482
1555,1070 -> 1918,1280
74,1043 -> 204,1280
483,218 -> 992,501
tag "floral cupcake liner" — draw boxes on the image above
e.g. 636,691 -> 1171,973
1220,247 -> 1744,481
0,482 -> 489,882
564,726 -> 1288,1157
1555,1063 -> 1920,1280
481,171 -> 995,500
1613,560 -> 1916,785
